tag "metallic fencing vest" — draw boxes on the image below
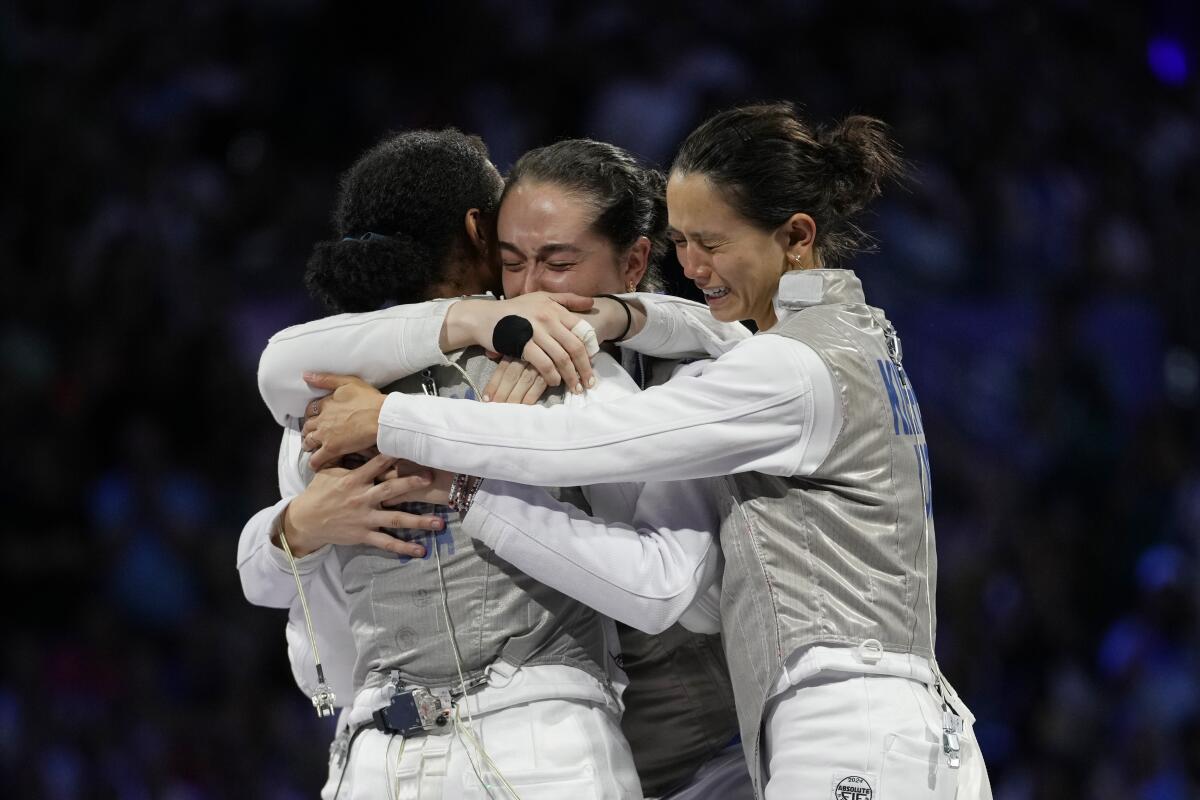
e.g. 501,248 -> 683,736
617,350 -> 741,796
717,270 -> 937,794
338,347 -> 610,693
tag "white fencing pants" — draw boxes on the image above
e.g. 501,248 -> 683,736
333,697 -> 642,800
763,673 -> 992,800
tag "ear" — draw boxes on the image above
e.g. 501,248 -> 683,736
780,213 -> 818,268
621,236 -> 651,291
460,208 -> 502,296
465,208 -> 488,253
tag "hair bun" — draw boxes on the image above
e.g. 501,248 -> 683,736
304,233 -> 433,313
819,115 -> 905,215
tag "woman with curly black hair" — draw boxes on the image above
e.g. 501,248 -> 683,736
301,129 -> 503,314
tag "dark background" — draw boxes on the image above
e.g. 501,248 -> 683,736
4,0 -> 1199,797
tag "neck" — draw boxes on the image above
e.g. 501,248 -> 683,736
426,256 -> 491,299
756,261 -> 814,330
754,307 -> 778,331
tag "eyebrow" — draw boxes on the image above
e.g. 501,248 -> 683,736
498,241 -> 585,259
536,243 -> 584,258
666,226 -> 721,240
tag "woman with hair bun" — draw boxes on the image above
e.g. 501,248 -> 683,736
304,103 -> 993,799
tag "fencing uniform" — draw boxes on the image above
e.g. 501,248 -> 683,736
244,348 -> 642,799
251,294 -> 756,797
364,271 -> 993,800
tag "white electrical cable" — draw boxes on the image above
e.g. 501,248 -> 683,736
277,526 -> 335,714
428,361 -> 522,798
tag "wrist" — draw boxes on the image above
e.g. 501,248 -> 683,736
593,295 -> 632,342
440,298 -> 487,352
277,503 -> 318,558
361,395 -> 386,442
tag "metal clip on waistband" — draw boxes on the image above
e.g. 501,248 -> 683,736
369,675 -> 488,738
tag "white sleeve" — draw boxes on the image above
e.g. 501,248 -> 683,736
237,431 -> 332,608
677,568 -> 723,634
460,477 -> 721,635
277,427 -> 311,496
284,556 -> 357,707
620,293 -> 751,359
236,430 -> 356,706
378,334 -> 840,485
235,497 -> 338,605
257,298 -> 461,427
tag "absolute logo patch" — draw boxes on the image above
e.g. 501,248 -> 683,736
833,774 -> 874,800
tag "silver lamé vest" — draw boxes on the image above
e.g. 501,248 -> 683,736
338,348 -> 610,693
718,270 -> 937,795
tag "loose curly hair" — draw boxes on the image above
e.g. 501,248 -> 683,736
304,129 -> 503,312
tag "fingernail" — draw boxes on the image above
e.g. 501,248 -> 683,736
303,371 -> 315,381
587,375 -> 597,388
482,394 -> 491,403
575,382 -> 583,394
431,518 -> 443,529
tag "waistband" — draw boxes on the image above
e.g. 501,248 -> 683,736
771,641 -> 937,698
347,661 -> 619,730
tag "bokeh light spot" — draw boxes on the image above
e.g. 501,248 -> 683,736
1148,37 -> 1188,85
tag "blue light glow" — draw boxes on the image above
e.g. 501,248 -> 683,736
1148,37 -> 1188,85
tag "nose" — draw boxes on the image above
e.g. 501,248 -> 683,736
680,248 -> 710,281
522,265 -> 543,296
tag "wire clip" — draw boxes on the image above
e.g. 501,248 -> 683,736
942,705 -> 964,768
312,682 -> 337,718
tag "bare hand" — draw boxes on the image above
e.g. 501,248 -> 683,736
482,357 -> 548,405
448,293 -> 597,393
383,459 -> 453,506
301,373 -> 386,470
280,453 -> 442,558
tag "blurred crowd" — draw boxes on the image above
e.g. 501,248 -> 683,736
3,0 -> 1198,797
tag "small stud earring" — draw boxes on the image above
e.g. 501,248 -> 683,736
627,282 -> 636,292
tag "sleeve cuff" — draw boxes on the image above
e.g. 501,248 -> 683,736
264,506 -> 334,575
399,298 -> 460,370
457,480 -> 509,551
377,392 -> 424,462
617,292 -> 674,353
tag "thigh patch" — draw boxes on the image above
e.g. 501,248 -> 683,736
831,772 -> 878,800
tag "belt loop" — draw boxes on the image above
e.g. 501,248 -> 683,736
485,659 -> 517,688
857,638 -> 884,665
421,734 -> 452,776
